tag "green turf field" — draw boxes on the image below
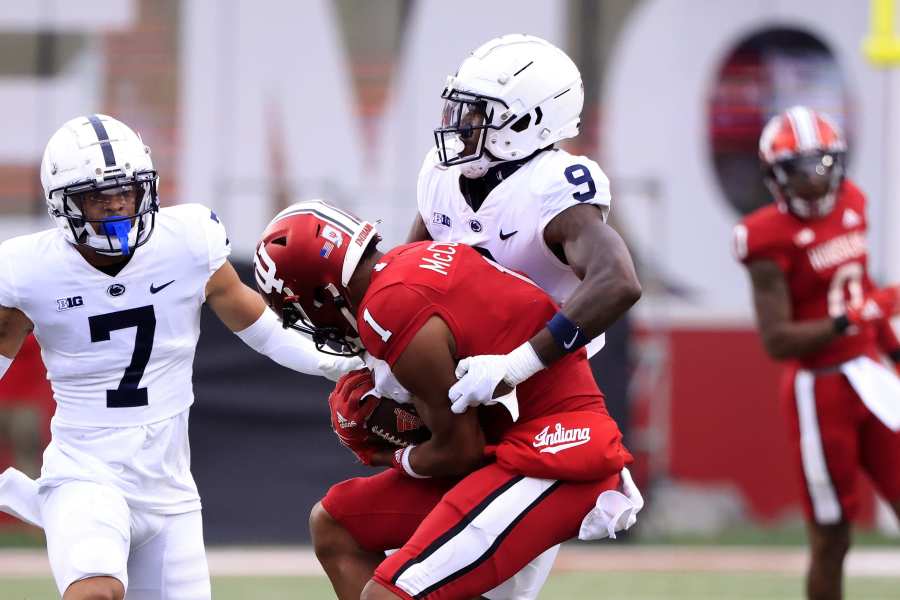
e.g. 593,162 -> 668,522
2,573 -> 900,599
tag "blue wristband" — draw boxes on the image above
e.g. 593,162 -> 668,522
547,312 -> 590,353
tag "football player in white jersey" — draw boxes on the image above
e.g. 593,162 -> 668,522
408,34 -> 641,408
307,35 -> 641,600
0,114 -> 360,600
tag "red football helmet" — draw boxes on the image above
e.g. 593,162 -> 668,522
759,106 -> 846,219
254,200 -> 381,355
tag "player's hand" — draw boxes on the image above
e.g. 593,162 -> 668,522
846,285 -> 900,327
328,368 -> 380,465
448,354 -> 510,413
365,354 -> 412,402
448,343 -> 545,418
318,354 -> 365,382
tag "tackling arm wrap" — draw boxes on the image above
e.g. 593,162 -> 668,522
0,355 -> 11,381
235,309 -> 361,380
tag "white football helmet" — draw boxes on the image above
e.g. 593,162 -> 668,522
40,114 -> 159,255
434,34 -> 584,178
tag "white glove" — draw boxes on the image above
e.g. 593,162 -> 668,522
318,354 -> 365,382
578,467 -> 643,541
448,342 -> 545,419
364,353 -> 412,403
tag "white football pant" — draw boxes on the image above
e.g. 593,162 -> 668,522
42,480 -> 210,599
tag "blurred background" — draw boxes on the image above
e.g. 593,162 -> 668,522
2,0 -> 900,597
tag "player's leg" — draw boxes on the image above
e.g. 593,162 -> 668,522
125,509 -> 210,600
310,501 -> 386,600
41,480 -> 131,600
805,521 -> 850,600
64,577 -> 126,600
783,370 -> 861,600
480,544 -> 559,600
365,464 -> 620,600
311,469 -> 455,600
858,402 -> 900,522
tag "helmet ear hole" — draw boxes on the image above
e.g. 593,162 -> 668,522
510,114 -> 532,133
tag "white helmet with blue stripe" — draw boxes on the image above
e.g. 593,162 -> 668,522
40,114 -> 159,255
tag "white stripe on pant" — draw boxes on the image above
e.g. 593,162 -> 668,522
795,370 -> 842,524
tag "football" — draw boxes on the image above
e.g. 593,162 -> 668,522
365,397 -> 431,448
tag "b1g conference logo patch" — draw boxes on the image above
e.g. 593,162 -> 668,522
431,212 -> 451,228
56,295 -> 84,311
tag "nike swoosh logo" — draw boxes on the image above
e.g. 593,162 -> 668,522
539,439 -> 591,454
563,331 -> 579,350
499,229 -> 518,241
150,280 -> 175,294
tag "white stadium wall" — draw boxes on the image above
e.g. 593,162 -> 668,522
604,0 -> 888,325
605,0 -> 894,522
178,0 -> 565,254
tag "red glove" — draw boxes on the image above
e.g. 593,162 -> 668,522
328,368 -> 381,465
845,285 -> 900,327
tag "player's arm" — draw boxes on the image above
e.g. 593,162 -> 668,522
530,204 -> 641,364
0,306 -> 33,379
747,259 -> 840,359
865,273 -> 900,368
370,316 -> 486,477
205,260 -> 361,380
875,318 -> 900,369
448,204 -> 641,412
405,212 -> 433,244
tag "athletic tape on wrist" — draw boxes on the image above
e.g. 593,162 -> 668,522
547,312 -> 590,353
503,342 -> 546,387
398,445 -> 430,479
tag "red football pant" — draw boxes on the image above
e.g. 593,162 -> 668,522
322,464 -> 619,599
783,365 -> 900,524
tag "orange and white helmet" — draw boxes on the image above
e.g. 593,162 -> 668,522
759,106 -> 846,219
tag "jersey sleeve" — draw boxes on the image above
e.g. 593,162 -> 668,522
731,219 -> 790,272
203,207 -> 231,275
359,284 -> 457,367
0,242 -> 18,308
531,152 -> 612,234
174,203 -> 232,277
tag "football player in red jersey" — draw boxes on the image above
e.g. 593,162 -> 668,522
734,106 -> 900,600
253,201 -> 642,600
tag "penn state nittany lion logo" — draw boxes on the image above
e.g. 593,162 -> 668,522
107,283 -> 126,297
